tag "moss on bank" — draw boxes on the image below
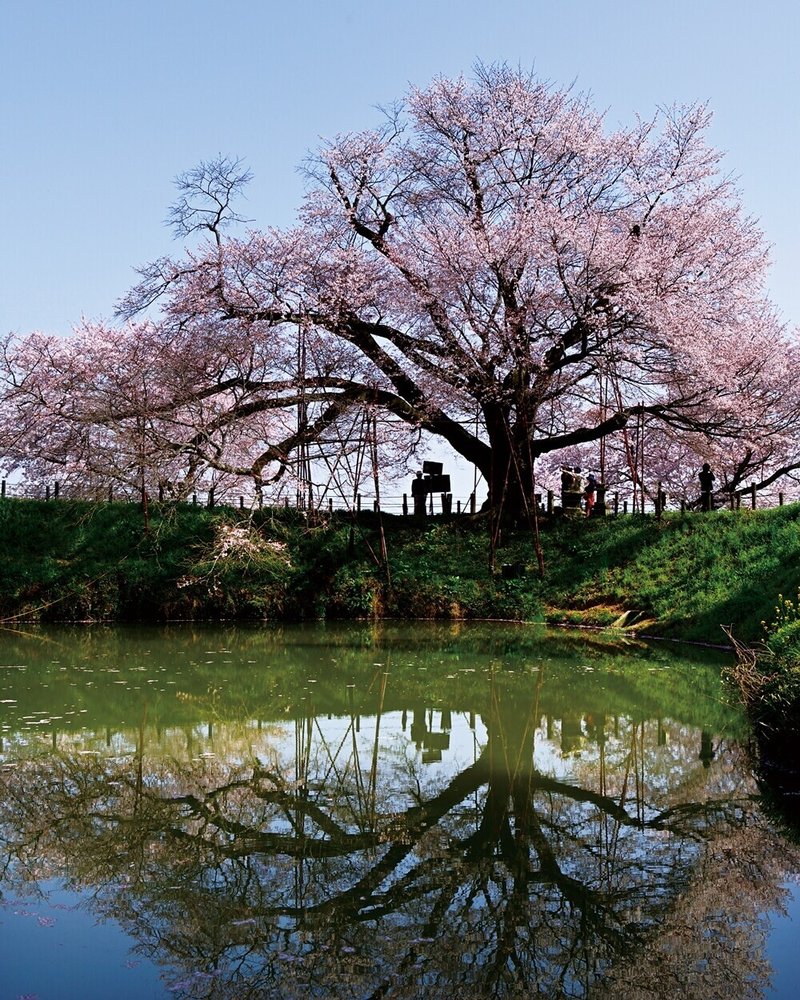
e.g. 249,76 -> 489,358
1,498 -> 799,646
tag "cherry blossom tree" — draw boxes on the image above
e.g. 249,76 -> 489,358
3,66 -> 798,513
0,317 -> 421,505
0,321 -> 265,500
540,383 -> 800,511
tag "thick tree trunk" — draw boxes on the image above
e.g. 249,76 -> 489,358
484,404 -> 537,520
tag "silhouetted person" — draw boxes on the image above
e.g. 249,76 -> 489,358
561,466 -> 583,512
584,473 -> 597,517
699,463 -> 715,511
560,465 -> 572,493
411,470 -> 427,517
699,730 -> 715,768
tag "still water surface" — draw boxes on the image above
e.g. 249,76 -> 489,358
0,622 -> 798,999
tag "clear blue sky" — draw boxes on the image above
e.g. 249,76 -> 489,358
2,0 -> 799,339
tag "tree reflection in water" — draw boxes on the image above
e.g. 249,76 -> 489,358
1,671 -> 798,999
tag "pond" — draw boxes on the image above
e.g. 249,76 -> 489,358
0,621 -> 799,999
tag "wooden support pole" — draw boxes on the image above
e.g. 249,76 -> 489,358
547,490 -> 554,515
402,493 -> 408,516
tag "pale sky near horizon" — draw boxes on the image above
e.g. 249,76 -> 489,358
2,0 -> 799,341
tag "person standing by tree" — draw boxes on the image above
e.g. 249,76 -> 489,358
584,474 -> 597,518
560,466 -> 574,508
699,463 -> 715,511
411,470 -> 427,518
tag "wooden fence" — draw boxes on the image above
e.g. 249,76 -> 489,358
1,478 -> 795,518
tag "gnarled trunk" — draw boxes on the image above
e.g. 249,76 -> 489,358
483,402 -> 538,520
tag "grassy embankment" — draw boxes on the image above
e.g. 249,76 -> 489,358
1,496 -> 799,649
4,494 -> 798,804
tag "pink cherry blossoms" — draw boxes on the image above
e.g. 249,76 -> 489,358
1,64 -> 798,511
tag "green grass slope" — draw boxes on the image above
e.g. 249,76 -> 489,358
0,497 -> 798,645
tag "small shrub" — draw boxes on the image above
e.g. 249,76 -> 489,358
764,592 -> 800,666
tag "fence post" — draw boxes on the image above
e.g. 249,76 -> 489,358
547,490 -> 554,515
655,481 -> 662,519
208,488 -> 215,509
779,492 -> 784,506
284,496 -> 289,509
158,484 -> 164,502
192,493 -> 197,505
681,498 -> 686,513
54,481 -> 59,500
239,496 -> 244,509
456,499 -> 461,515
623,500 -> 628,515
750,483 -> 757,510
357,494 -> 362,513
402,493 -> 408,516
329,498 -> 334,513
45,484 -> 50,501
470,493 -> 476,515
1,479 -> 5,498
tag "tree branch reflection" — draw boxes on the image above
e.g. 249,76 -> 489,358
1,684 -> 797,999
